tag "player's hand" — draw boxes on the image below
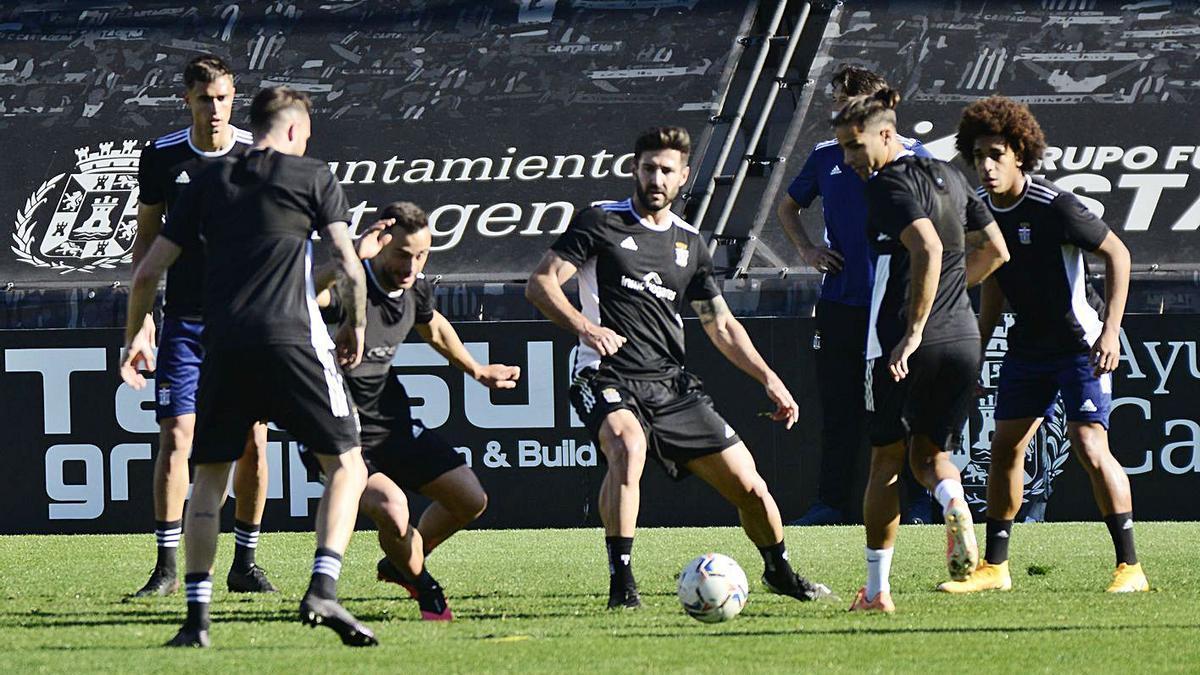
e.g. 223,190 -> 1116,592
1090,327 -> 1120,376
888,332 -> 922,382
120,323 -> 157,389
475,363 -> 521,390
764,375 -> 799,430
335,322 -> 365,369
800,245 -> 844,274
355,218 -> 395,261
581,323 -> 627,357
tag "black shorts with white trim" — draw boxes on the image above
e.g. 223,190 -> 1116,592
568,366 -> 741,481
192,344 -> 360,463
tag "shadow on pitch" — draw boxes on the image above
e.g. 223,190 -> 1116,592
614,622 -> 1200,639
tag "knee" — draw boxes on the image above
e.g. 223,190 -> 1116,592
459,489 -> 488,521
869,452 -> 905,485
730,475 -> 771,509
162,421 -> 194,454
600,432 -> 646,477
378,501 -> 411,539
1071,426 -> 1110,474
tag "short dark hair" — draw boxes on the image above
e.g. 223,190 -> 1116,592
956,95 -> 1047,171
830,65 -> 888,97
378,201 -> 427,235
634,126 -> 691,159
831,87 -> 901,129
183,54 -> 234,88
248,86 -> 311,135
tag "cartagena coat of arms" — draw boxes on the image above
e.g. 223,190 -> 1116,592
12,140 -> 141,274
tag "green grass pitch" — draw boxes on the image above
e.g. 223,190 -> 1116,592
1,523 -> 1197,673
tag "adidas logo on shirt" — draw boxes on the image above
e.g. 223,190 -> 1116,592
620,236 -> 639,251
830,165 -> 842,176
1080,399 -> 1098,413
175,171 -> 190,184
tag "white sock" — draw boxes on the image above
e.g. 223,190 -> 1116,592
933,479 -> 965,515
865,547 -> 893,600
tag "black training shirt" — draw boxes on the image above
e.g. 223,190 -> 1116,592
161,147 -> 350,349
551,198 -> 720,378
864,154 -> 992,359
322,262 -> 435,448
978,175 -> 1110,358
137,126 -> 253,320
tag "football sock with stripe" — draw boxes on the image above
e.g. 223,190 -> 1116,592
232,520 -> 260,572
984,518 -> 1013,565
184,573 -> 212,630
309,548 -> 343,600
1103,512 -> 1138,566
154,519 -> 182,576
605,536 -> 635,589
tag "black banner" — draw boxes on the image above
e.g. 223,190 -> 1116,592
2,315 -> 1198,535
756,1 -> 1200,271
1,1 -> 751,285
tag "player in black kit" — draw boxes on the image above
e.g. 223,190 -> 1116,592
832,90 -> 1010,612
122,86 -> 376,647
306,201 -> 520,621
130,54 -> 274,597
940,96 -> 1147,594
527,127 -> 832,609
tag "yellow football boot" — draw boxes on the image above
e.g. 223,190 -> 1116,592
1106,562 -> 1149,593
937,560 -> 1012,593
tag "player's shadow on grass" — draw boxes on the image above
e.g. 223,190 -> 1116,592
616,623 -> 1200,639
4,606 -> 399,630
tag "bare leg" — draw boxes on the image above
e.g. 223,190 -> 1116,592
314,449 -> 369,555
596,410 -> 647,538
415,466 -> 487,555
1068,422 -> 1132,516
154,414 -> 195,522
232,422 -> 269,524
184,462 -> 235,576
908,435 -> 964,493
987,418 -> 1041,521
360,473 -> 422,578
864,442 -> 905,550
685,442 -> 781,546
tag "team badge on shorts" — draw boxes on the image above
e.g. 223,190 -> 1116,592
674,242 -> 689,267
602,387 -> 622,404
157,384 -> 171,407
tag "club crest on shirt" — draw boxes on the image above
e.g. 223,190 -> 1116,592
12,140 -> 141,274
674,241 -> 689,267
1018,222 -> 1031,245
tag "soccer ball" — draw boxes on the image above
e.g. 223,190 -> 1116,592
677,553 -> 749,623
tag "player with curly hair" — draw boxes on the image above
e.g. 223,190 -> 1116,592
940,96 -> 1148,594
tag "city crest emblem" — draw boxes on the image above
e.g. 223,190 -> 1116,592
11,140 -> 141,274
1018,222 -> 1031,245
674,241 -> 689,267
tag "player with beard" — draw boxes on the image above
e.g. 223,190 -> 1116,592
939,96 -> 1147,594
129,54 -> 276,597
527,126 -> 832,609
832,90 -> 1009,612
304,201 -> 520,621
123,86 -> 376,647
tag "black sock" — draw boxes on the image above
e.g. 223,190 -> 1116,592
154,519 -> 181,576
184,573 -> 212,631
984,518 -> 1014,565
413,567 -> 441,593
232,520 -> 260,572
1103,512 -> 1138,566
308,547 -> 342,600
605,536 -> 635,590
758,541 -> 795,582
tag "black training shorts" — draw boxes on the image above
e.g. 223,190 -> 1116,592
364,421 -> 467,490
193,344 -> 360,463
569,367 -> 741,480
865,338 -> 979,450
